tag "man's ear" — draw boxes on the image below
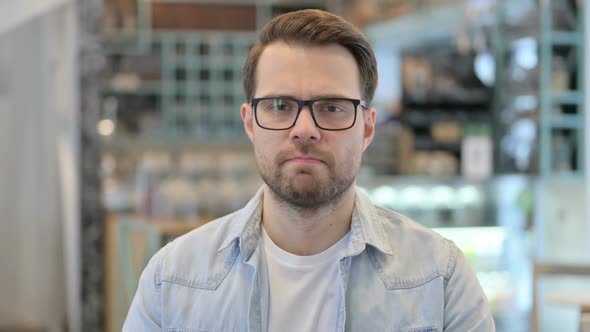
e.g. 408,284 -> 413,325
362,107 -> 376,151
241,103 -> 254,142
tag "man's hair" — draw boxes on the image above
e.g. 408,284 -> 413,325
243,9 -> 378,103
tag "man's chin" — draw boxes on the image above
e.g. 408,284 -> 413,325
289,173 -> 322,191
272,178 -> 325,208
280,189 -> 325,209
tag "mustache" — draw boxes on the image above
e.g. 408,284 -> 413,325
275,142 -> 335,167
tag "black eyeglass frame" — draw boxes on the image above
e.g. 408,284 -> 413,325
251,97 -> 369,131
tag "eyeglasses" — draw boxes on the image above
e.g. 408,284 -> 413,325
251,97 -> 368,131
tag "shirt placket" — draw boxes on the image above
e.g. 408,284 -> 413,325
246,242 -> 269,332
336,255 -> 352,332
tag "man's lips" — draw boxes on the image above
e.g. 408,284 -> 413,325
276,148 -> 333,168
285,156 -> 325,166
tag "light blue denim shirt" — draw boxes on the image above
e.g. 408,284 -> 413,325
124,187 -> 495,331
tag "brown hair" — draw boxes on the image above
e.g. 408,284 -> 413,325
243,9 -> 378,103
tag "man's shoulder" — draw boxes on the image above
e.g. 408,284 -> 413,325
368,205 -> 459,288
170,210 -> 241,251
153,210 -> 244,289
374,205 -> 452,248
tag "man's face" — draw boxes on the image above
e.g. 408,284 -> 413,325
241,41 -> 376,209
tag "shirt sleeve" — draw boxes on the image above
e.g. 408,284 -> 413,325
443,242 -> 496,331
123,248 -> 164,331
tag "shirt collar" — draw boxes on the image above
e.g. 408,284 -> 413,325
345,188 -> 393,256
218,187 -> 264,261
219,186 -> 393,260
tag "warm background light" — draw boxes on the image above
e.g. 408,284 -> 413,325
98,119 -> 115,136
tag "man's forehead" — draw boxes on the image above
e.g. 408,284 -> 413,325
254,41 -> 362,98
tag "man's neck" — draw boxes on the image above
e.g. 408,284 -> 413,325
261,184 -> 355,256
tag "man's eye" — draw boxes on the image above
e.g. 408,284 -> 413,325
274,102 -> 288,110
323,105 -> 344,112
271,99 -> 295,111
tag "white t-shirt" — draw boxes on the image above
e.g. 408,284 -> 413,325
261,226 -> 350,332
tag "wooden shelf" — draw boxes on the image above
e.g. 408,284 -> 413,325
531,262 -> 590,332
104,213 -> 211,332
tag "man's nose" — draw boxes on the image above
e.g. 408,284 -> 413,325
289,106 -> 321,142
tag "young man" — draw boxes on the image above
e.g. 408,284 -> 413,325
124,9 -> 495,331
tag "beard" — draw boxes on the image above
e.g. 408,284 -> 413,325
256,142 -> 359,210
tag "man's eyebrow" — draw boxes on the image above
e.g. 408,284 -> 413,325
256,94 -> 298,99
310,94 -> 354,99
257,94 -> 355,99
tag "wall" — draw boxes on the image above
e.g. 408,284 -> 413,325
0,4 -> 76,331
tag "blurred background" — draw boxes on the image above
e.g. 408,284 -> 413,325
0,0 -> 588,331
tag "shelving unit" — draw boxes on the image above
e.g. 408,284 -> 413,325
102,30 -> 257,143
539,0 -> 585,178
157,31 -> 257,140
398,47 -> 494,177
492,0 -> 584,178
491,0 -> 538,174
100,0 -> 332,146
